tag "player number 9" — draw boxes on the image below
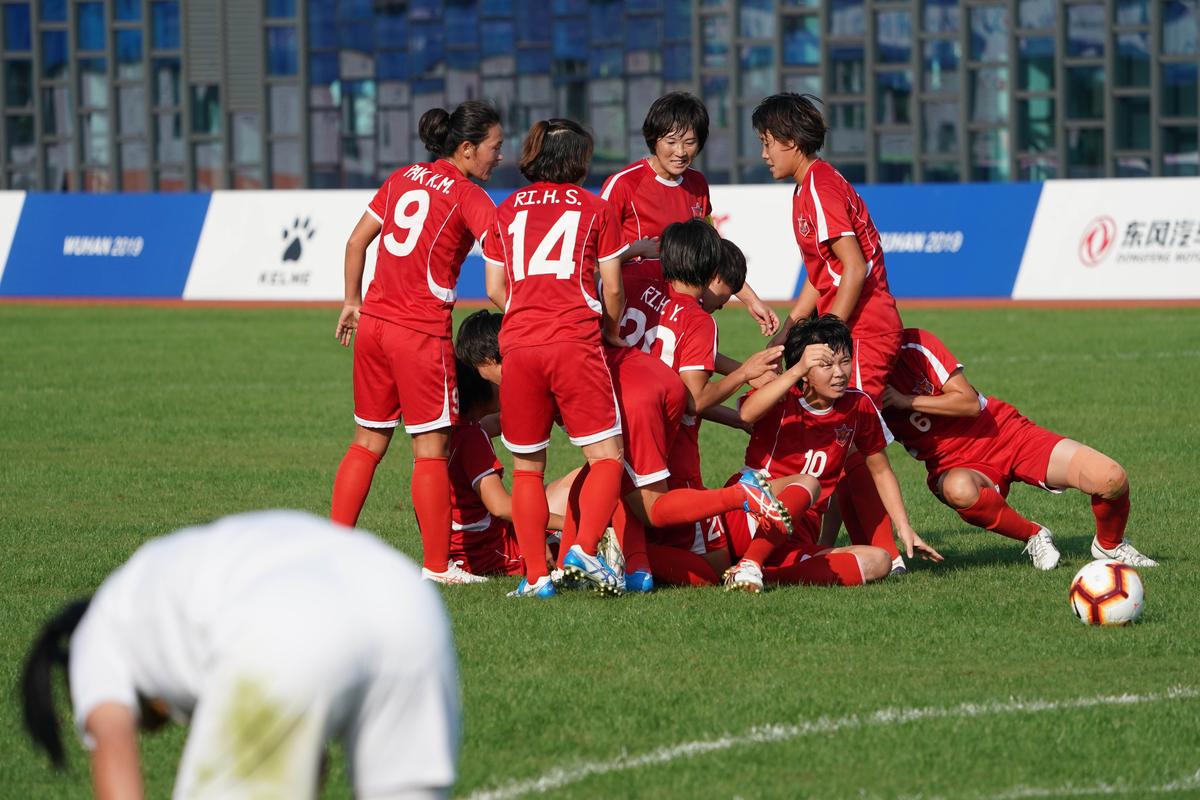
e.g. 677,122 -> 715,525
384,189 -> 431,257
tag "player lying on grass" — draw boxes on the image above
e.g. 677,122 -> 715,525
724,314 -> 943,593
600,91 -> 778,335
445,356 -> 579,576
480,118 -> 629,598
619,222 -> 784,575
22,511 -> 459,800
331,100 -> 503,586
878,327 -> 1157,569
455,311 -> 788,597
753,92 -> 909,570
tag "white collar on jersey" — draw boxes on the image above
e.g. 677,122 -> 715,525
646,159 -> 685,187
799,395 -> 834,415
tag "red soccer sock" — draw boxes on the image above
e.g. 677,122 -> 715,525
512,469 -> 550,581
614,500 -> 651,574
778,482 -> 815,522
412,457 -> 452,572
741,520 -> 788,567
646,485 -> 743,528
1092,491 -> 1130,550
574,458 -> 623,554
331,444 -> 381,527
646,544 -> 720,586
763,552 -> 865,586
956,485 -> 1041,542
556,466 -> 587,569
837,453 -> 899,557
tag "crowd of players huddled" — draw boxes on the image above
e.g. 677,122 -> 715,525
330,92 -> 1157,598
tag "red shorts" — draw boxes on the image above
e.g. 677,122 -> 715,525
851,330 -> 902,405
500,342 -> 621,453
609,347 -> 687,489
448,516 -> 523,576
927,401 -> 1066,499
723,503 -> 821,560
353,314 -> 458,433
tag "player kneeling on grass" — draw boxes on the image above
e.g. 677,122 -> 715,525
725,315 -> 943,593
879,327 -> 1157,569
480,119 -> 630,598
22,510 -> 459,800
447,352 -> 580,576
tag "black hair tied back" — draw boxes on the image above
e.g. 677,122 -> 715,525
21,598 -> 91,769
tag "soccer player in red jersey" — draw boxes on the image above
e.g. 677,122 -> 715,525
446,354 -> 578,577
880,328 -> 1157,569
330,101 -> 502,585
724,315 -> 942,592
480,119 -> 629,598
753,92 -> 907,569
601,92 -> 778,335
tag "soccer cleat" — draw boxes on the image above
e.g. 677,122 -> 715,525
722,558 -> 764,593
1091,537 -> 1158,567
624,569 -> 655,594
506,575 -> 557,598
737,469 -> 790,526
422,561 -> 489,585
562,544 -> 624,596
889,555 -> 907,577
597,527 -> 626,590
1022,528 -> 1061,571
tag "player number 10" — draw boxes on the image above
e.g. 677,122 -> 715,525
800,449 -> 827,477
509,210 -> 581,280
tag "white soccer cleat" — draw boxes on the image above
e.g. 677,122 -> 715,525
422,561 -> 489,585
597,526 -> 626,591
722,558 -> 764,593
889,555 -> 907,576
1091,537 -> 1158,567
1022,528 -> 1061,571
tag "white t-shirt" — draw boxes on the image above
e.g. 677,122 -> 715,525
69,510 -> 459,797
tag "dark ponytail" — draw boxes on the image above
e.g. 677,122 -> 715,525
419,100 -> 501,158
518,118 -> 593,184
21,598 -> 91,769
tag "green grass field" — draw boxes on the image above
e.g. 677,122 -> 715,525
2,302 -> 1198,799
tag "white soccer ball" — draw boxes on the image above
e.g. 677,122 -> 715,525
1068,560 -> 1144,626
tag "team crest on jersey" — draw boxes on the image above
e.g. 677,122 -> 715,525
834,424 -> 853,447
914,377 -> 935,396
691,200 -> 706,219
797,215 -> 811,237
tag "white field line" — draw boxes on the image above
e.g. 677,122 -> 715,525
465,687 -> 1200,800
892,767 -> 1200,800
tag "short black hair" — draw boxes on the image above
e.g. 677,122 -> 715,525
784,313 -> 852,368
455,309 -> 503,366
455,357 -> 495,417
642,92 -> 709,153
716,239 -> 747,295
751,93 -> 827,157
519,119 -> 594,184
660,219 -> 723,288
418,101 -> 501,158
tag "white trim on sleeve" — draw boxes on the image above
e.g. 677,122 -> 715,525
600,163 -> 643,201
469,467 -> 497,488
599,243 -> 630,262
366,207 -> 384,224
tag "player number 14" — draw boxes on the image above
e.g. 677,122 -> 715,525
509,210 -> 581,280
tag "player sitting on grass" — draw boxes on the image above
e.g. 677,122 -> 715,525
879,327 -> 1157,569
724,314 -> 943,593
456,311 -> 788,595
619,222 -> 784,579
446,356 -> 578,576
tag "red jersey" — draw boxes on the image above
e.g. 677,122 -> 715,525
619,275 -> 718,487
600,160 -> 712,280
447,421 -> 503,531
792,160 -> 901,340
483,182 -> 627,353
363,160 -> 495,338
742,387 -> 888,512
882,328 -> 1009,473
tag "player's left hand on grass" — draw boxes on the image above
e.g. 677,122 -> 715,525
336,304 -> 361,347
745,297 -> 780,337
898,523 -> 944,562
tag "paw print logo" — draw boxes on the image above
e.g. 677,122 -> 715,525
282,217 -> 315,263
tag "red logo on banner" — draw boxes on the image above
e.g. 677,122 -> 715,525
1079,216 -> 1116,267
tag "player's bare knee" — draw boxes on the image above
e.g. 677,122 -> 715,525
940,472 -> 979,509
857,548 -> 890,583
1098,461 -> 1128,499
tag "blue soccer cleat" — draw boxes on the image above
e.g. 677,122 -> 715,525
624,569 -> 655,594
506,575 -> 557,599
562,544 -> 624,596
737,468 -> 789,526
